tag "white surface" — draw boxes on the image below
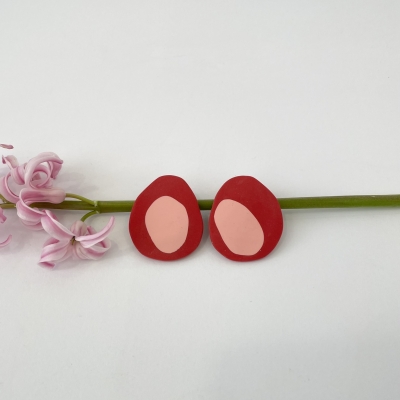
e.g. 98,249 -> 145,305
1,1 -> 400,399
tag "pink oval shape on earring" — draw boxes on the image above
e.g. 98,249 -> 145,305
214,199 -> 264,256
145,196 -> 189,253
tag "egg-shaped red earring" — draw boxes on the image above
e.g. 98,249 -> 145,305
129,175 -> 203,261
209,176 -> 283,261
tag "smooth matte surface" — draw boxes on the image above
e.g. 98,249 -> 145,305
1,1 -> 400,399
214,199 -> 264,256
145,196 -> 189,253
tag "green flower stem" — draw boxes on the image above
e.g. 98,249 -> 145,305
65,193 -> 96,206
277,195 -> 400,209
0,194 -> 10,203
0,203 -> 16,209
29,194 -> 400,214
80,210 -> 99,222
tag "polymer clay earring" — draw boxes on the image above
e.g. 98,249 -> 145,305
209,176 -> 283,261
129,175 -> 203,261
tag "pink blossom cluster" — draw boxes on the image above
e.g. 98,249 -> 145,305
0,144 -> 114,267
1,150 -> 65,229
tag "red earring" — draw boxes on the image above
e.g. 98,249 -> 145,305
129,175 -> 203,261
209,176 -> 283,261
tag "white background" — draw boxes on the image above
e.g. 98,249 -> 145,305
1,1 -> 400,399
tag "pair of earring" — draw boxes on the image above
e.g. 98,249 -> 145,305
129,175 -> 283,262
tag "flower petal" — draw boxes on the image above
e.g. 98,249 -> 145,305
0,234 -> 12,247
86,226 -> 111,250
16,199 -> 45,224
19,187 -> 66,204
41,210 -> 73,241
0,208 -> 6,223
16,188 -> 66,227
39,245 -> 72,268
2,156 -> 25,185
26,164 -> 52,188
70,220 -> 88,237
2,155 -> 19,169
0,144 -> 13,149
0,173 -> 20,203
42,236 -> 59,247
39,240 -> 71,263
76,217 -> 115,248
10,165 -> 26,186
38,260 -> 56,268
20,219 -> 45,230
24,152 -> 63,188
72,241 -> 111,260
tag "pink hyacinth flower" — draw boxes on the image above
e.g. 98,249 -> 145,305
0,151 -> 64,198
0,208 -> 11,247
39,210 -> 115,268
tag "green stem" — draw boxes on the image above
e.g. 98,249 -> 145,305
65,193 -> 96,206
80,210 -> 99,222
277,195 -> 400,209
0,194 -> 12,204
0,203 -> 16,209
29,194 -> 400,214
